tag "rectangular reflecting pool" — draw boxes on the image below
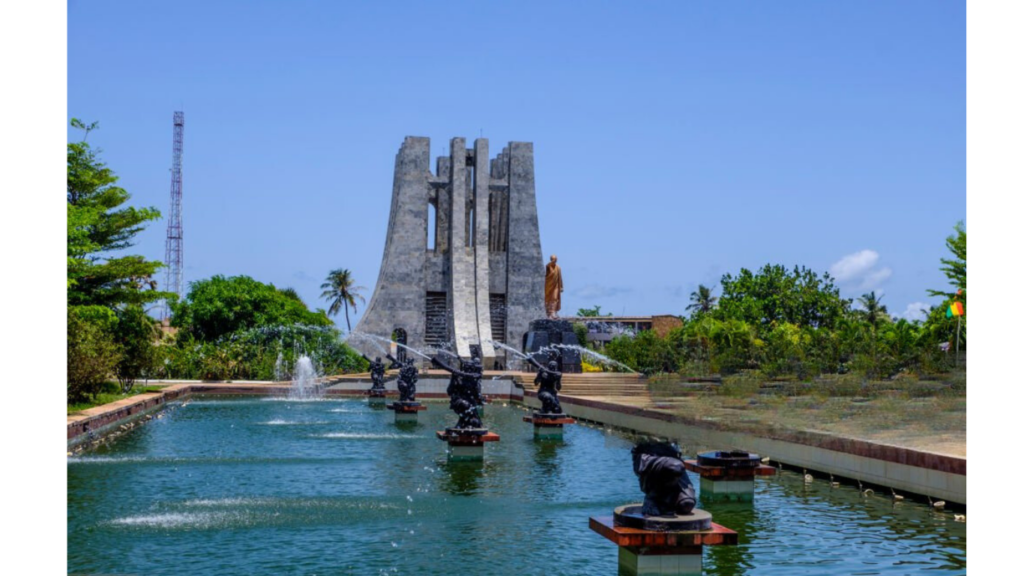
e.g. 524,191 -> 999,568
68,397 -> 966,575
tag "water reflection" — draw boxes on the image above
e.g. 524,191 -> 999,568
438,459 -> 486,496
69,399 -> 968,576
703,501 -> 757,576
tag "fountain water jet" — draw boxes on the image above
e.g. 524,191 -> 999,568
288,355 -> 323,400
549,343 -> 637,374
351,331 -> 432,360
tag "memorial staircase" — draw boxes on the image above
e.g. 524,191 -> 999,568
556,372 -> 649,398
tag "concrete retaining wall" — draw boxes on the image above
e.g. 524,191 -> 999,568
325,376 -> 523,401
527,393 -> 966,505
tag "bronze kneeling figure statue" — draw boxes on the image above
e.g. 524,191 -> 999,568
631,441 -> 696,517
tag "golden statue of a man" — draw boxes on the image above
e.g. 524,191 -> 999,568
545,255 -> 563,319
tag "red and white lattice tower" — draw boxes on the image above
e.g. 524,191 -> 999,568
162,111 -> 185,321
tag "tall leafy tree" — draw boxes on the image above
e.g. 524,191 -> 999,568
856,291 -> 890,377
67,119 -> 172,307
686,284 -> 718,316
716,264 -> 850,329
320,268 -> 367,332
67,119 -> 172,402
172,275 -> 332,341
925,221 -> 967,348
928,221 -> 966,302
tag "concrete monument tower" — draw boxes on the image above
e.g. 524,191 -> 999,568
354,137 -> 545,367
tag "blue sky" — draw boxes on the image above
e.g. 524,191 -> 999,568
68,0 -> 965,328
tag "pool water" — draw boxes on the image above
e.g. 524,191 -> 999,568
67,398 -> 966,575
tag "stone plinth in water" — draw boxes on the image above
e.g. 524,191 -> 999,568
387,401 -> 426,423
590,506 -> 736,576
436,428 -> 500,461
684,450 -> 776,503
523,411 -> 576,440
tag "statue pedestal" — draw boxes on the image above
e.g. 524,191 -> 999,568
367,389 -> 387,409
436,428 -> 500,461
590,506 -> 736,576
387,401 -> 426,423
684,451 -> 776,503
523,412 -> 576,440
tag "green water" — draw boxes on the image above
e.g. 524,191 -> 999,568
67,398 -> 966,575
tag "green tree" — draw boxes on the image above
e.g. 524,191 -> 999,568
857,291 -> 890,328
716,264 -> 850,330
926,221 -> 966,348
67,307 -> 120,402
928,221 -> 966,302
576,305 -> 610,317
67,119 -> 172,308
172,275 -> 332,341
685,285 -> 718,316
320,268 -> 367,332
112,305 -> 162,393
278,287 -> 305,305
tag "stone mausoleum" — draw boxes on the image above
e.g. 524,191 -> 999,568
354,136 -> 546,367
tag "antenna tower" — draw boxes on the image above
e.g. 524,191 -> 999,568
162,111 -> 185,321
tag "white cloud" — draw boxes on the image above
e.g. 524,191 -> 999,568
898,302 -> 931,322
860,267 -> 892,290
829,250 -> 879,283
829,249 -> 892,291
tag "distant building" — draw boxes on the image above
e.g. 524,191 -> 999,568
560,315 -> 684,346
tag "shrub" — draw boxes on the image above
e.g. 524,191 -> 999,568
67,307 -> 120,402
113,305 -> 161,393
572,323 -> 589,349
821,373 -> 865,397
719,371 -> 761,397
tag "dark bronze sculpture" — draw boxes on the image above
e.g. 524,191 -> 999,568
432,355 -> 483,429
528,356 -> 563,414
387,354 -> 419,402
631,441 -> 697,517
362,354 -> 386,393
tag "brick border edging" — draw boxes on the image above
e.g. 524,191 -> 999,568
525,391 -> 965,476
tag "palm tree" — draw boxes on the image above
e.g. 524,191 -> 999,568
686,285 -> 718,315
320,269 -> 366,332
857,291 -> 889,378
857,291 -> 889,328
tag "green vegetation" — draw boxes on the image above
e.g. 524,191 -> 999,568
67,121 -> 366,406
685,284 -> 717,315
576,304 -> 610,317
320,268 -> 367,332
165,276 -> 366,381
67,382 -> 166,415
66,120 -> 171,403
605,224 -> 966,382
171,275 -> 333,341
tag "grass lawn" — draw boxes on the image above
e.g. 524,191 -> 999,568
67,384 -> 168,415
645,372 -> 966,457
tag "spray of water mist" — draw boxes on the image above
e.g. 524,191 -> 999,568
289,356 -> 323,399
548,343 -> 637,373
349,331 -> 432,360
